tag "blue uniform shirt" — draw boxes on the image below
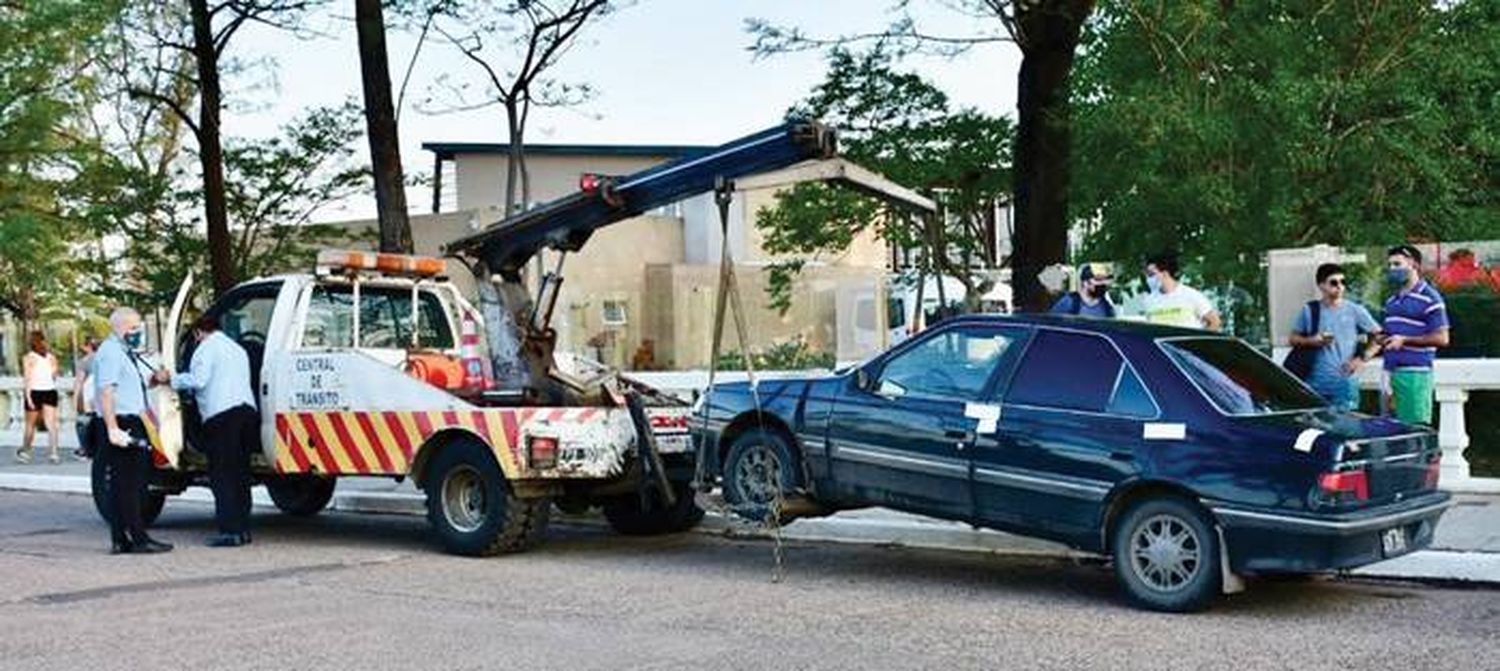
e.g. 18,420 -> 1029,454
171,331 -> 255,421
93,336 -> 149,417
1293,300 -> 1380,406
1382,281 -> 1448,370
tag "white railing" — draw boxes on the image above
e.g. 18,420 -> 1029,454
0,377 -> 84,449
1356,358 -> 1500,494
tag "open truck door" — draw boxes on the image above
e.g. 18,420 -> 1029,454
154,271 -> 194,468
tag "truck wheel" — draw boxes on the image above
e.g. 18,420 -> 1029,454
266,475 -> 337,517
91,456 -> 167,527
602,481 -> 705,536
722,428 -> 800,523
1111,497 -> 1222,613
423,438 -> 550,556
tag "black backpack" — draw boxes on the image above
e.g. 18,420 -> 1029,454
1283,300 -> 1322,380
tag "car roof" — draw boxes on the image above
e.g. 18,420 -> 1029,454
939,313 -> 1225,342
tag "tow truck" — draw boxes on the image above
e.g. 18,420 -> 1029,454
92,119 -> 936,555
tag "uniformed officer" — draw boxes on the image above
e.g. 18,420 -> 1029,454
159,315 -> 258,547
95,307 -> 173,554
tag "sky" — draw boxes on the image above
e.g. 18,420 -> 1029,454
228,0 -> 1022,220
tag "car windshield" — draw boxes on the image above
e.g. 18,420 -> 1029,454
1160,337 -> 1325,415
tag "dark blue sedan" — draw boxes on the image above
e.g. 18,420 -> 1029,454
694,314 -> 1451,611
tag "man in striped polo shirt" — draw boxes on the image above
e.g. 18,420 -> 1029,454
1380,244 -> 1450,424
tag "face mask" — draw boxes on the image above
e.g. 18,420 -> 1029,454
1385,268 -> 1410,287
124,329 -> 144,350
1086,285 -> 1106,299
1145,274 -> 1162,294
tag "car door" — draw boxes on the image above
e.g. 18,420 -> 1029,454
825,322 -> 1028,522
976,328 -> 1160,544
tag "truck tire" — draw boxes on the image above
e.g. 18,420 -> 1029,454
423,438 -> 550,556
721,428 -> 801,523
266,475 -> 337,517
601,481 -> 705,536
1111,496 -> 1222,613
90,455 -> 167,528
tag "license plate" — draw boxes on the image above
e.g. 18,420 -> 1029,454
1381,527 -> 1409,556
654,434 -> 693,453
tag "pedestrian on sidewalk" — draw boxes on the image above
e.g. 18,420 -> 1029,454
72,337 -> 98,460
19,331 -> 62,465
1050,263 -> 1116,318
95,307 -> 172,554
1137,252 -> 1222,331
1287,263 -> 1382,411
158,315 -> 257,548
1380,245 -> 1450,425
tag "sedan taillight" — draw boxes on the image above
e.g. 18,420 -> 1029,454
1318,470 -> 1370,504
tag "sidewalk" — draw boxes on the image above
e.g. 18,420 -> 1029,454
2,446 -> 1497,587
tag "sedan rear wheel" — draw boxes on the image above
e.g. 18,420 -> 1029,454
1112,497 -> 1221,612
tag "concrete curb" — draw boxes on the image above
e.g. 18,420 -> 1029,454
4,473 -> 1496,587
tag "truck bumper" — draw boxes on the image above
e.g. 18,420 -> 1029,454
1209,492 -> 1452,573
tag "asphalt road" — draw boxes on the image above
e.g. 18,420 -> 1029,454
0,490 -> 1496,671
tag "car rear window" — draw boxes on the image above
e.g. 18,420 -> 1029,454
1160,337 -> 1324,415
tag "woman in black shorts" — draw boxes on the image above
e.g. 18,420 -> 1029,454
20,331 -> 62,464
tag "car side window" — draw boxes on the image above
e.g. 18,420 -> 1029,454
1007,330 -> 1129,413
1107,365 -> 1157,418
876,326 -> 1017,400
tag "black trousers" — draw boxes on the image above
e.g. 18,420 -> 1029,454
204,405 -> 258,535
97,416 -> 150,543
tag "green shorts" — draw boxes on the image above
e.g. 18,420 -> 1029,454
1387,368 -> 1434,425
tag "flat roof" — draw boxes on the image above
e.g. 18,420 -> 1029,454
422,142 -> 713,160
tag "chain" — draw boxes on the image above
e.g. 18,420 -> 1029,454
766,492 -> 785,584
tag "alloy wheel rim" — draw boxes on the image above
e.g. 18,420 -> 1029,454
734,445 -> 782,504
1129,514 -> 1202,592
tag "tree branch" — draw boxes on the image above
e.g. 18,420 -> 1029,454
127,88 -> 202,138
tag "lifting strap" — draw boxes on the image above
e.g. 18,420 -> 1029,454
693,180 -> 765,495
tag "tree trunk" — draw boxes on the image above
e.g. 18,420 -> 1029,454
356,0 -> 413,254
1011,1 -> 1092,312
189,0 -> 235,297
503,102 -> 522,215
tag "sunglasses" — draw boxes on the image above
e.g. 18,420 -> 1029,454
1324,278 -> 1346,287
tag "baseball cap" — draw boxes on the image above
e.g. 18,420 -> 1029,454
1079,262 -> 1113,283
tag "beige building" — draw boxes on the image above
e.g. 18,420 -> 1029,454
336,141 -> 897,370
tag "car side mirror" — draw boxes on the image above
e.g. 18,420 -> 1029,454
854,367 -> 873,391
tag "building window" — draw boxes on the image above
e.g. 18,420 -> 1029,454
601,299 -> 628,326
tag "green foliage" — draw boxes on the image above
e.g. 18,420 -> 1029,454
756,47 -> 1013,313
1073,0 -> 1500,338
1442,283 -> 1500,358
73,103 -> 371,306
715,336 -> 836,371
0,2 -> 120,321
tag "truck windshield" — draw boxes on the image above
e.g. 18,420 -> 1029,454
1159,337 -> 1325,416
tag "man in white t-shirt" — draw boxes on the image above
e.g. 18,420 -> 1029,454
1138,253 -> 1221,331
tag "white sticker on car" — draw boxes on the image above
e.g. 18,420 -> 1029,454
964,402 -> 1002,434
1293,429 -> 1324,453
1143,423 -> 1186,440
